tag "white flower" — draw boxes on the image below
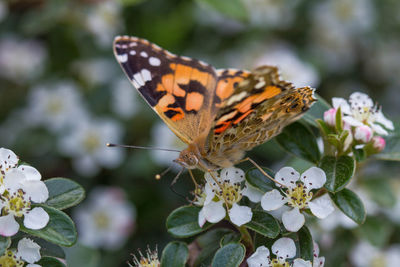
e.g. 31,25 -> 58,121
332,92 -> 394,135
0,238 -> 42,267
73,186 -> 136,250
312,242 -> 325,267
247,237 -> 312,267
354,125 -> 373,143
323,108 -> 337,127
0,36 -> 46,83
73,58 -> 118,87
318,209 -> 357,231
130,247 -> 160,267
197,167 -> 258,227
58,116 -> 124,176
0,148 -> 19,193
111,78 -> 140,119
24,81 -> 86,133
0,167 -> 49,237
261,167 -> 334,232
350,242 -> 400,267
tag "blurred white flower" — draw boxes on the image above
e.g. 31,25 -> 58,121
58,116 -> 125,176
247,237 -> 313,267
0,164 -> 49,237
73,58 -> 118,87
261,167 -> 334,232
0,37 -> 47,82
197,167 -> 259,227
111,78 -> 140,119
0,238 -> 42,267
252,45 -> 319,88
243,0 -> 301,29
318,209 -> 357,232
24,81 -> 86,133
351,242 -> 400,267
74,186 -> 135,250
332,92 -> 394,136
84,1 -> 123,47
150,122 -> 185,168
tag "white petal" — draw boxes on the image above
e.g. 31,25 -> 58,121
300,167 -> 326,191
0,148 -> 19,169
17,165 -> 41,181
17,238 -> 41,263
204,183 -> 215,206
313,242 -> 320,256
247,246 -> 270,267
386,245 -> 400,266
275,167 -> 299,188
4,169 -> 25,192
22,180 -> 49,203
261,189 -> 287,211
309,195 -> 335,219
314,257 -> 325,267
228,203 -> 252,226
0,214 -> 19,236
220,167 -> 245,184
293,258 -> 312,267
23,207 -> 50,230
374,111 -> 394,130
27,264 -> 42,267
349,92 -> 373,108
204,171 -> 220,185
272,237 -> 296,260
198,209 -> 206,228
332,97 -> 351,114
343,116 -> 363,127
242,182 -> 263,203
370,123 -> 388,136
202,200 -> 226,224
282,208 -> 305,232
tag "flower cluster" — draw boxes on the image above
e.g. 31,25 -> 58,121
0,148 -> 49,237
129,247 -> 160,267
0,238 -> 43,267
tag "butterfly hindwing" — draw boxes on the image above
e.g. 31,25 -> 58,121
113,36 -> 218,143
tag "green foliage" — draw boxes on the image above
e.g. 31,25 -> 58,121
297,226 -> 314,263
0,236 -> 10,256
245,210 -> 280,238
319,155 -> 355,192
166,206 -> 210,238
66,244 -> 100,267
196,0 -> 248,21
362,178 -> 396,208
276,122 -> 321,163
245,167 -> 277,192
357,216 -> 393,248
330,189 -> 366,225
21,205 -> 77,247
220,232 -> 241,246
37,257 -> 66,267
211,243 -> 246,267
45,178 -> 85,210
160,241 -> 189,267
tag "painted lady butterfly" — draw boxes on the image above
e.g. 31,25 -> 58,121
113,36 -> 316,173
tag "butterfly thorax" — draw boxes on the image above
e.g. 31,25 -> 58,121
175,143 -> 221,172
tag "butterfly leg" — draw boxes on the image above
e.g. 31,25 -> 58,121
171,168 -> 184,186
238,157 -> 285,187
188,169 -> 199,189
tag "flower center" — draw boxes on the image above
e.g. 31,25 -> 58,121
46,98 -> 63,114
93,211 -> 110,229
217,180 -> 242,206
2,189 -> 31,217
0,250 -> 24,267
371,255 -> 386,267
286,183 -> 312,209
271,259 -> 290,267
83,132 -> 101,153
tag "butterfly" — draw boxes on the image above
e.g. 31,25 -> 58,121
113,35 -> 316,173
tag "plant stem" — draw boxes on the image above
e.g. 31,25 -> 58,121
238,225 -> 254,253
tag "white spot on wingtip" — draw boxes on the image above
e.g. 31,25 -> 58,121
141,69 -> 152,82
181,56 -> 191,61
129,42 -> 137,47
130,50 -> 136,56
140,51 -> 148,58
149,57 -> 161,66
117,54 -> 128,63
133,73 -> 144,86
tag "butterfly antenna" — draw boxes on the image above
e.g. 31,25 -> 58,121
155,165 -> 173,180
106,143 -> 181,152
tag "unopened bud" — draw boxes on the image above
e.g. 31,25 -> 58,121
324,108 -> 337,127
354,125 -> 373,143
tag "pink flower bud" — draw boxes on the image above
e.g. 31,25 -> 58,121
324,108 -> 337,127
372,136 -> 386,152
354,125 -> 373,143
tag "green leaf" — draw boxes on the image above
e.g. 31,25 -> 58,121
220,232 -> 241,247
196,0 -> 248,21
316,119 -> 331,136
245,167 -> 276,193
353,148 -> 366,162
297,226 -> 314,263
357,216 -> 393,247
301,94 -> 331,127
362,178 -> 396,208
276,122 -> 321,163
245,210 -> 280,238
0,236 -> 10,255
20,205 -> 77,247
330,189 -> 366,224
37,257 -> 66,267
194,229 -> 233,267
34,238 -> 66,259
161,241 -> 189,267
335,107 -> 343,132
45,178 -> 85,210
166,206 -> 210,238
211,243 -> 245,267
66,244 -> 100,267
319,155 -> 355,192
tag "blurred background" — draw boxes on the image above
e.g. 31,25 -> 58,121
0,0 -> 399,266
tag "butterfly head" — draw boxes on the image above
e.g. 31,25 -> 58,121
174,146 -> 200,169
